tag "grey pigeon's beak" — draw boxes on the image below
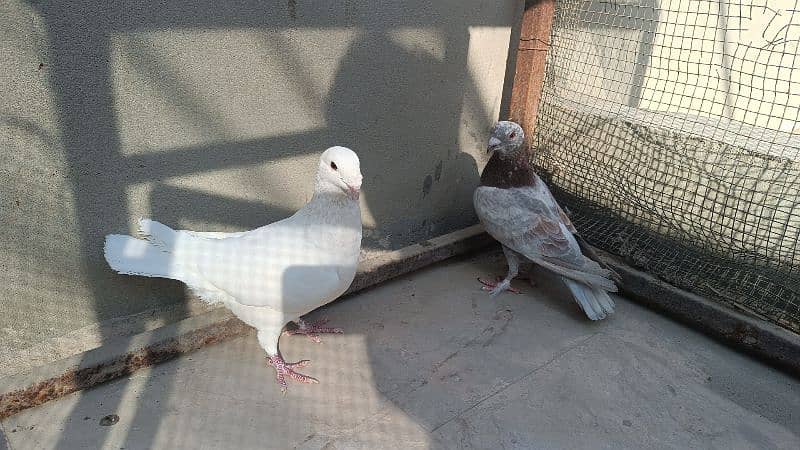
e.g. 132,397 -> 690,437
487,136 -> 502,153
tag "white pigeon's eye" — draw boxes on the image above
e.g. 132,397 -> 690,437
330,161 -> 338,171
509,132 -> 516,139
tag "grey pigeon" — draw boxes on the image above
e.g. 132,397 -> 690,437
473,121 -> 618,320
105,146 -> 363,391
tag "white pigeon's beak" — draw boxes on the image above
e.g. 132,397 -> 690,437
487,136 -> 502,152
346,184 -> 360,201
344,176 -> 362,201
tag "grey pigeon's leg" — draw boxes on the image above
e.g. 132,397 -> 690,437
283,318 -> 344,343
478,276 -> 521,294
520,260 -> 538,287
480,246 -> 522,297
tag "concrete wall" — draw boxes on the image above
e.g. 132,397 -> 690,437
0,0 -> 523,373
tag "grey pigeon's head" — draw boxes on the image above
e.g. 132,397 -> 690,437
487,121 -> 524,155
317,146 -> 363,200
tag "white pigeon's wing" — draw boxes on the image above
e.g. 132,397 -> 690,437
184,230 -> 250,239
474,185 -> 585,270
278,262 -> 347,315
179,220 -> 352,311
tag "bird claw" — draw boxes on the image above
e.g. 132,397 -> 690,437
477,276 -> 520,295
267,355 -> 319,393
283,318 -> 344,343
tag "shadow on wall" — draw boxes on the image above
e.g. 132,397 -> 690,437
3,0 -> 523,447
326,28 -> 485,245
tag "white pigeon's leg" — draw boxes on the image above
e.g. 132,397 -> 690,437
282,318 -> 343,343
228,303 -> 319,392
481,246 -> 522,297
258,329 -> 318,393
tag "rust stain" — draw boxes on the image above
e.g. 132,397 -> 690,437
0,318 -> 246,419
728,323 -> 759,346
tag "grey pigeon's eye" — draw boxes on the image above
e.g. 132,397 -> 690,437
330,161 -> 338,170
509,132 -> 516,139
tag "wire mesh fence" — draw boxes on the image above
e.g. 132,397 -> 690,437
531,0 -> 800,332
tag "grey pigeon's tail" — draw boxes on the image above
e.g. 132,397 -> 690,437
562,277 -> 615,320
573,233 -> 622,283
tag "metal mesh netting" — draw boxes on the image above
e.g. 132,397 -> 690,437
531,1 -> 800,332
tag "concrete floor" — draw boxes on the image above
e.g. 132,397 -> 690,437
2,250 -> 799,450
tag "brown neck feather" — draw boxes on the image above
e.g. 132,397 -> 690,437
479,143 -> 534,189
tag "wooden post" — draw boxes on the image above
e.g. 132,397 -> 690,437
508,0 -> 556,140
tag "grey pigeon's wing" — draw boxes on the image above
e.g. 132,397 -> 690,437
529,174 -> 578,233
474,185 -> 586,270
475,185 -> 616,291
532,174 -> 621,281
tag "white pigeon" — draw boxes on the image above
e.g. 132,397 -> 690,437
473,121 -> 618,320
104,146 -> 363,391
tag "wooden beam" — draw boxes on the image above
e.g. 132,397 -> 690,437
508,0 -> 556,140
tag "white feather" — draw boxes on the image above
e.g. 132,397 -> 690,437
103,146 -> 364,357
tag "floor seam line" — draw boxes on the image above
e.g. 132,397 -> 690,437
0,421 -> 13,450
429,332 -> 600,434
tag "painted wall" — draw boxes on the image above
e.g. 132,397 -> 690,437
0,0 -> 523,373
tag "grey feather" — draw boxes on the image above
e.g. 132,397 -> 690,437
474,178 -> 617,319
562,278 -> 614,320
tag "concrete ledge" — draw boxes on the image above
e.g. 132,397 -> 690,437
3,226 -> 798,419
599,251 -> 800,377
346,225 -> 496,294
0,225 -> 494,419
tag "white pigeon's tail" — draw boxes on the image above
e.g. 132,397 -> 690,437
138,218 -> 177,250
104,234 -> 185,281
562,277 -> 615,321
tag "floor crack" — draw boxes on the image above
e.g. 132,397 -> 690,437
0,421 -> 13,450
429,332 -> 600,434
429,310 -> 514,378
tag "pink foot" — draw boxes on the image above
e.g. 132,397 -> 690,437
283,318 -> 343,343
477,276 -> 521,294
267,355 -> 318,393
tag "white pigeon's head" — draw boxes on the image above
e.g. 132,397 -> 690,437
487,121 -> 524,155
316,146 -> 363,201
